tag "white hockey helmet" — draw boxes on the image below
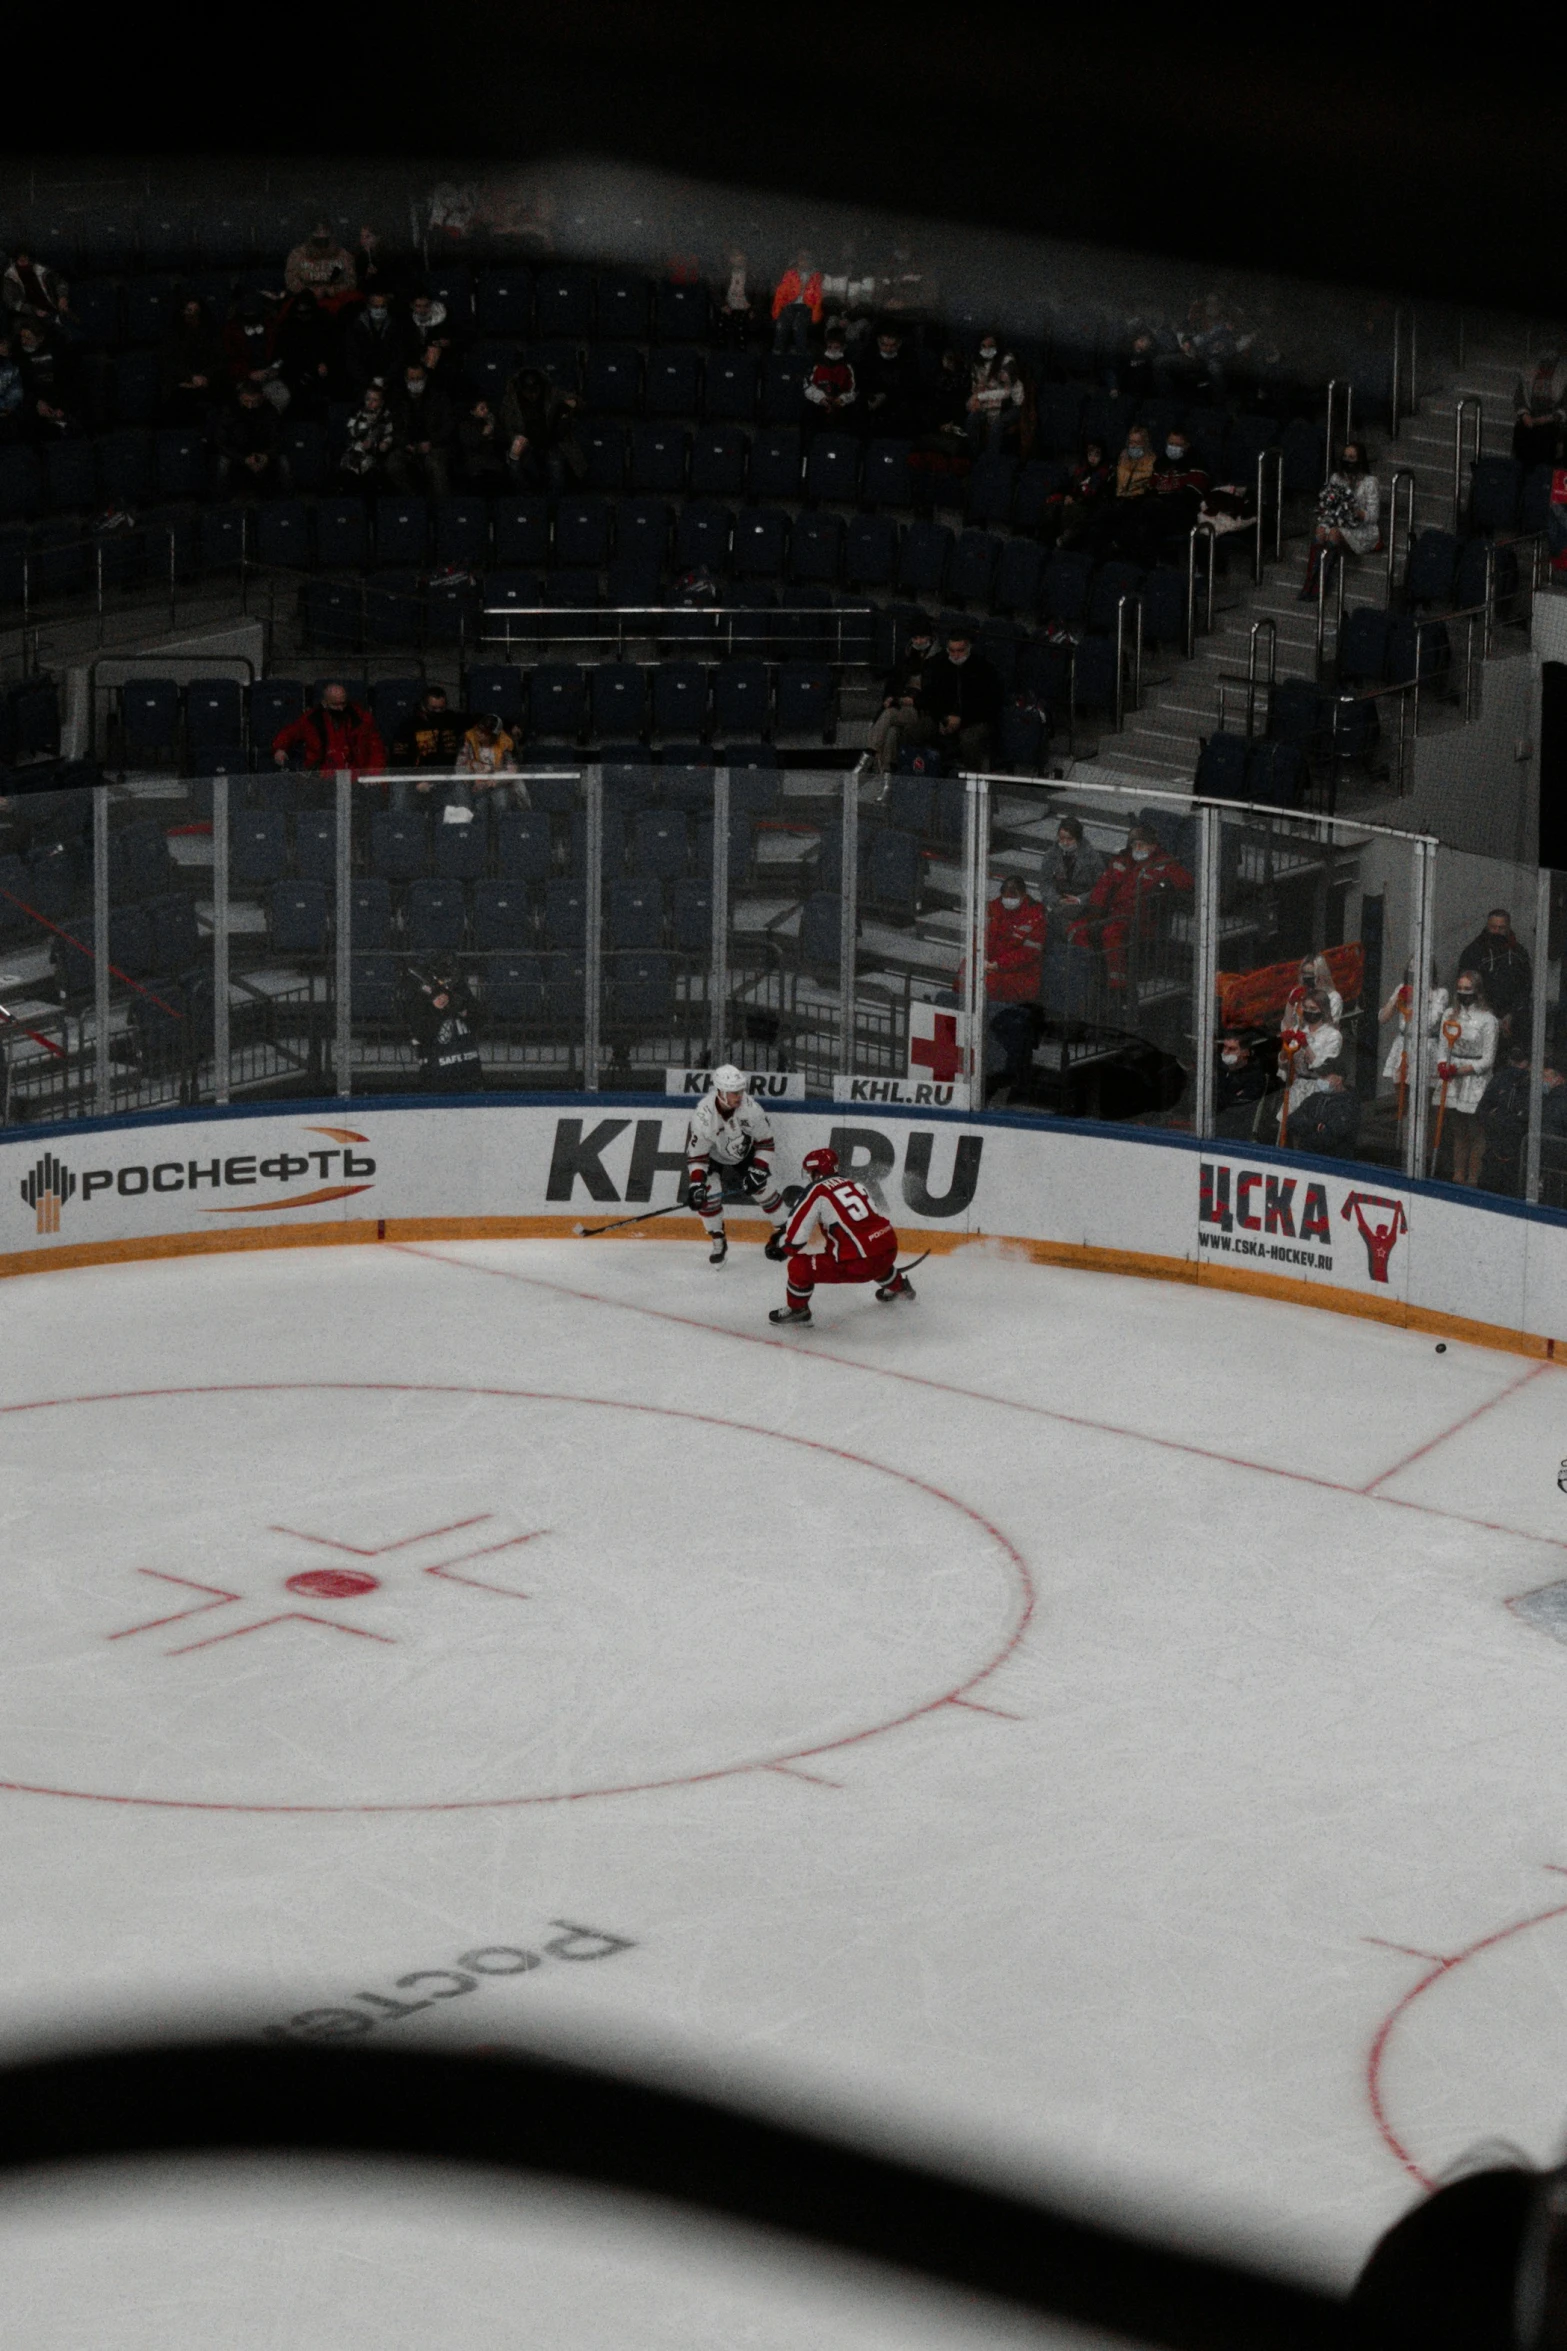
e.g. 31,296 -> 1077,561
712,1063 -> 747,1097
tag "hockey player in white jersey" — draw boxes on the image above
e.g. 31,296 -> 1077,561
686,1066 -> 789,1267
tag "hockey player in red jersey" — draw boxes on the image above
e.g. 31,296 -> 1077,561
768,1147 -> 916,1326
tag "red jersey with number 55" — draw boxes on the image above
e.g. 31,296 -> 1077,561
783,1177 -> 895,1263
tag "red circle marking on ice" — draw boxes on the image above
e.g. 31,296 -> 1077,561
0,1381 -> 1032,1816
284,1569 -> 381,1600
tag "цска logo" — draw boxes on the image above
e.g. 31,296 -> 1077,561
20,1152 -> 75,1234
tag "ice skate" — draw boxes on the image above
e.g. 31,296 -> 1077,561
876,1271 -> 916,1303
768,1303 -> 812,1325
708,1230 -> 728,1267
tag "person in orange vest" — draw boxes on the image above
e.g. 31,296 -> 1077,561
771,250 -> 823,353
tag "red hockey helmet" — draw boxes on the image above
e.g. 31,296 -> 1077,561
802,1146 -> 839,1179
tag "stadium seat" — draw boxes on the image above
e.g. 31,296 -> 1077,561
844,514 -> 898,588
119,678 -> 180,760
1470,456 -> 1522,534
689,426 -> 750,500
350,951 -> 401,1021
370,811 -> 428,881
1194,732 -> 1250,801
670,876 -> 714,954
966,457 -> 1017,528
864,439 -> 914,507
598,271 -> 651,341
347,878 -> 394,950
996,701 -> 1048,774
254,499 -> 312,570
476,266 -> 535,338
543,877 -> 588,947
628,425 -> 689,495
897,521 -> 952,595
651,663 -> 708,740
788,514 -> 842,584
712,660 -> 770,739
465,664 -> 526,727
268,880 -> 329,956
646,349 -> 703,418
1088,560 -> 1145,633
494,496 -> 551,567
154,429 -> 207,501
293,811 -> 338,885
733,508 -> 788,579
674,499 -> 733,574
606,878 -> 665,949
404,878 -> 468,954
748,427 -> 802,501
530,664 -> 588,740
229,810 -> 289,888
591,663 -> 650,740
949,529 -> 1001,606
607,949 -> 675,1025
803,434 -> 860,503
703,352 -> 759,422
147,892 -> 202,972
185,678 -> 244,748
582,421 -> 628,491
433,497 -> 490,567
630,809 -> 690,880
370,678 -> 424,742
472,880 -> 533,950
496,810 -> 557,882
312,496 -> 367,569
1403,528 -> 1460,607
556,495 -> 614,569
1040,549 -> 1091,623
584,345 -> 643,415
761,356 -> 806,424
655,283 -> 710,342
374,496 -> 429,567
1337,605 -> 1391,683
776,661 -> 832,738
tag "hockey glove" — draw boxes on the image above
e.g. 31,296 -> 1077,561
740,1159 -> 772,1197
687,1178 -> 711,1213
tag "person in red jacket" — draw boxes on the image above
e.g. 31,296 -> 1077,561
272,682 -> 387,775
771,250 -> 823,353
1070,823 -> 1192,992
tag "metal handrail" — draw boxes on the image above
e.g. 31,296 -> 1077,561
1255,448 -> 1284,574
1452,397 -> 1482,531
1113,595 -> 1144,730
1185,523 -> 1216,657
1314,537 -> 1346,677
1323,380 -> 1354,479
1246,617 -> 1276,738
482,603 -> 869,662
1384,470 -> 1416,609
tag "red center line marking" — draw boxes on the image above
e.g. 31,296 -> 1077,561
1359,1359 -> 1552,1494
391,1245 -> 1567,1559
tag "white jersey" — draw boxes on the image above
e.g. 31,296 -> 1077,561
685,1090 -> 775,1173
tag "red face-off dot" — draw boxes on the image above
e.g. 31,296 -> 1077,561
284,1569 -> 381,1600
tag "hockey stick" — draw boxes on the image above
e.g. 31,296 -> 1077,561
573,1201 -> 688,1239
896,1250 -> 932,1276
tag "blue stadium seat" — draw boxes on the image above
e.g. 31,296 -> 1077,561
99,429 -> 155,503
433,804 -> 490,881
949,530 -> 1001,606
309,495 -> 364,569
1244,740 -> 1307,810
475,267 -> 535,337
147,892 -> 202,972
652,663 -> 709,739
582,421 -> 628,492
464,342 -> 522,400
1072,635 -> 1119,712
897,521 -> 952,595
0,449 -> 42,520
788,513 -> 842,584
230,811 -> 289,887
804,434 -> 860,503
654,283 -> 709,342
1470,456 -> 1522,535
689,427 -> 749,500
1403,528 -> 1460,607
250,677 -> 304,745
186,678 -> 244,748
674,499 -> 733,575
433,497 -> 490,567
614,495 -> 672,575
370,678 -> 424,742
268,880 -> 329,955
68,279 -> 123,347
646,349 -> 703,417
1033,386 -> 1084,455
761,357 -> 806,424
370,811 -> 429,881
478,953 -> 545,1022
1337,605 -> 1391,683
748,428 -> 802,501
105,903 -> 156,979
713,660 -> 770,738
1039,549 -> 1090,623
607,949 -> 675,1024
41,439 -> 98,513
574,260 -> 638,333
534,266 -> 596,340
110,349 -> 161,426
425,263 -> 474,326
584,345 -> 643,415
553,495 -> 611,569
292,811 -> 337,885
493,496 -> 551,567
349,879 -> 395,950
670,876 -> 713,954
543,877 -> 588,947
966,457 -> 1017,527
628,425 -> 689,495
864,439 -> 914,507
530,664 -> 588,739
472,880 -> 533,950
1012,460 -> 1071,531
631,809 -> 690,880
606,878 -> 665,949
590,663 -> 650,740
375,496 -> 429,567
844,514 -> 898,588
485,569 -> 546,623
404,879 -> 468,953
703,352 -> 759,422
351,951 -> 401,1020
496,809 -> 556,882
1194,732 -> 1250,801
776,661 -> 832,738
120,678 -> 180,758
865,829 -> 920,919
1140,567 -> 1186,646
464,663 -> 526,727
694,812 -> 751,885
122,276 -> 181,347
1088,560 -> 1145,632
733,507 -> 788,579
155,429 -> 207,501
254,499 -> 312,570
996,702 -> 1048,774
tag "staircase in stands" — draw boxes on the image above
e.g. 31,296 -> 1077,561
1101,343 -> 1520,789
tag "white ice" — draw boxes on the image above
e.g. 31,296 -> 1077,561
3,1232 -> 1567,2344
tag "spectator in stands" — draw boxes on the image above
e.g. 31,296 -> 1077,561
1214,1026 -> 1275,1136
1073,823 -> 1193,994
1087,425 -> 1158,557
339,382 -> 396,492
285,221 -> 358,302
820,242 -> 879,345
458,713 -> 520,798
1541,1058 -> 1567,1201
921,627 -> 1003,767
920,346 -> 972,447
1379,958 -> 1447,1101
223,295 -> 288,410
1276,993 -> 1344,1137
859,326 -> 920,438
967,335 -> 1025,455
14,320 -> 74,437
771,251 -> 822,353
1456,908 -> 1532,1045
1512,355 -> 1566,471
456,395 -> 509,489
0,336 -> 23,443
1478,1040 -> 1533,1196
716,249 -> 758,346
1142,427 -> 1212,557
502,366 -> 585,491
2,249 -> 65,323
1286,952 -> 1344,1027
213,382 -> 288,494
344,290 -> 414,395
803,332 -> 857,432
979,876 -> 1047,1097
388,358 -> 453,497
1289,1060 -> 1360,1156
272,683 -> 386,775
1044,440 -> 1113,548
1113,328 -> 1158,407
158,297 -> 225,428
354,225 -> 392,296
1039,813 -> 1104,916
276,290 -> 344,415
390,686 -> 468,809
869,621 -> 937,774
1300,441 -> 1380,600
1435,970 -> 1499,1186
407,288 -> 453,359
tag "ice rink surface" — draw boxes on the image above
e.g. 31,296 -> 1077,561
4,1230 -> 1567,2344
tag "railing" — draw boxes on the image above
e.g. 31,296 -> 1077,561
479,604 -> 873,662
1383,469 -> 1416,609
1185,523 -> 1217,657
1452,396 -> 1483,531
1323,379 -> 1353,476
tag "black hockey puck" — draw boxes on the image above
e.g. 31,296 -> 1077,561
1435,1343 -> 1447,1353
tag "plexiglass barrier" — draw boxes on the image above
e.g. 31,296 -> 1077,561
4,761 -> 1567,1210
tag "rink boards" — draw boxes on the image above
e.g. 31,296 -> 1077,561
2,1093 -> 1566,1359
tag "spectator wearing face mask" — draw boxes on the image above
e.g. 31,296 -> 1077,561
223,296 -> 288,409
1277,994 -> 1344,1137
1215,1027 -> 1275,1136
771,251 -> 822,353
1301,441 -> 1380,600
390,686 -> 468,807
388,359 -> 454,496
1143,429 -> 1212,554
344,291 -> 417,396
977,875 -> 1047,1096
859,326 -> 920,439
1456,908 -> 1532,1042
1284,953 -> 1344,1031
920,629 -> 1003,767
1434,970 -> 1499,1186
158,297 -> 225,428
869,625 -> 937,774
272,682 -> 386,775
1072,824 -> 1193,994
339,382 -> 396,493
1288,1060 -> 1361,1157
804,334 -> 857,431
285,221 -> 358,303
406,290 -> 453,360
1087,427 -> 1158,558
966,334 -> 1024,454
1379,960 -> 1447,1101
1039,815 -> 1104,916
1477,1040 -> 1535,1197
456,395 -> 509,490
1045,441 -> 1113,548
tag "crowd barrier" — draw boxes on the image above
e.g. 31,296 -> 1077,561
4,1092 -> 1566,1361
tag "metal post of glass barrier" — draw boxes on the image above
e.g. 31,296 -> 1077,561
583,763 -> 602,1093
1526,863 -> 1552,1204
961,772 -> 988,1114
709,765 -> 730,1064
212,772 -> 231,1105
838,763 -> 861,1080
92,784 -> 111,1116
1193,803 -> 1222,1138
334,769 -> 352,1097
1404,837 -> 1437,1181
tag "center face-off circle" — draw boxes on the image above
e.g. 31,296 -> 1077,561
0,1384 -> 1027,1812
